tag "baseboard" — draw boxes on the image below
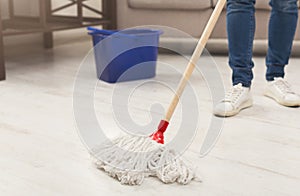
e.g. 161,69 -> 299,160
159,37 -> 300,57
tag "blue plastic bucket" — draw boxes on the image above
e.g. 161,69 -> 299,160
88,27 -> 163,83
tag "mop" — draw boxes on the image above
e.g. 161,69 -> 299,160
92,0 -> 226,185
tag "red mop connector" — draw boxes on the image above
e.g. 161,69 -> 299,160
150,120 -> 169,144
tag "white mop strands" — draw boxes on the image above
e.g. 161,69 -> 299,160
89,0 -> 227,186
92,135 -> 199,185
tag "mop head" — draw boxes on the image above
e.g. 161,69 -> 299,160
92,135 -> 199,185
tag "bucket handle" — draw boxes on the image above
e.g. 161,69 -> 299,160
87,27 -> 135,38
87,27 -> 118,35
87,26 -> 162,38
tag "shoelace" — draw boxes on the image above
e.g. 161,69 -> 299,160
273,78 -> 294,94
224,84 -> 244,104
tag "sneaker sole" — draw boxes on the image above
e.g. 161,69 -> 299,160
214,99 -> 253,117
264,90 -> 300,107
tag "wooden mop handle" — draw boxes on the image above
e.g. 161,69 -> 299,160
164,0 -> 226,122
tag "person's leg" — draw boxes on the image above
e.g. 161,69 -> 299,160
266,0 -> 298,81
214,0 -> 256,117
227,0 -> 256,87
264,0 -> 300,107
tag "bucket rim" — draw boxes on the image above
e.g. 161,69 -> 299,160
88,27 -> 163,37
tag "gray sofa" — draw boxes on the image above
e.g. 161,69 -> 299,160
116,0 -> 300,55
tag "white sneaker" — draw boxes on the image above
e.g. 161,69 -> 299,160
264,77 -> 300,107
214,83 -> 253,117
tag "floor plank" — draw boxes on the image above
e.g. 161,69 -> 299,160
1,30 -> 299,196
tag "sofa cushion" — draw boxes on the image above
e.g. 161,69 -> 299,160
255,0 -> 271,10
128,0 -> 212,10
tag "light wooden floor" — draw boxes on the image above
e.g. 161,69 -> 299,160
1,31 -> 300,196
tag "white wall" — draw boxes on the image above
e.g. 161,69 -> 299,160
1,0 -> 33,19
50,0 -> 101,16
1,0 -> 9,19
1,0 -> 40,46
1,0 -> 101,18
1,0 -> 101,46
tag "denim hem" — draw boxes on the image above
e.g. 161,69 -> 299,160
266,64 -> 285,81
233,81 -> 251,88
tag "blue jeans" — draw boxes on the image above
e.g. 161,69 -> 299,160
227,0 -> 298,87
